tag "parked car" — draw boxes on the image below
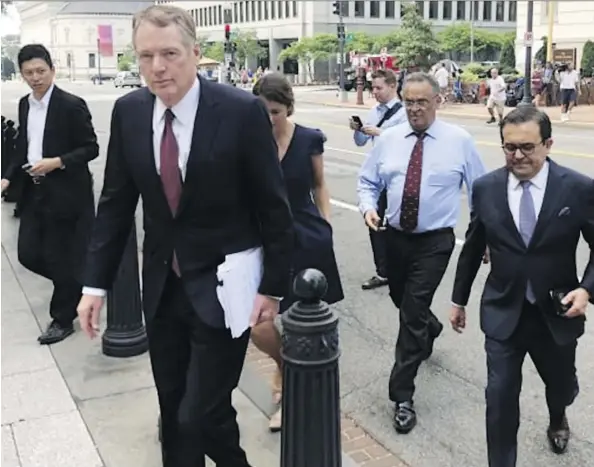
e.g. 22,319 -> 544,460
114,71 -> 142,88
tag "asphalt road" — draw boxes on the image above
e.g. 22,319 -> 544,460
2,81 -> 593,467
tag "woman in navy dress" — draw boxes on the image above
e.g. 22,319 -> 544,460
251,73 -> 344,431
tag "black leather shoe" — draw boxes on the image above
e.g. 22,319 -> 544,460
547,415 -> 570,454
393,401 -> 416,434
38,321 -> 74,345
362,275 -> 388,290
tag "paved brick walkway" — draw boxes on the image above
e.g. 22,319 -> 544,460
245,345 -> 410,467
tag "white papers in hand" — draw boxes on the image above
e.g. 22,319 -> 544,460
216,247 -> 263,338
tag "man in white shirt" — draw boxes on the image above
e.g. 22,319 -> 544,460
450,106 -> 593,466
558,63 -> 580,122
486,67 -> 507,124
434,63 -> 450,102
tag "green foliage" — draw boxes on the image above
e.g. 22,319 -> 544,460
345,32 -> 375,54
499,39 -> 516,70
233,30 -> 266,64
460,70 -> 481,83
202,42 -> 224,63
372,31 -> 404,54
117,44 -> 136,71
535,36 -> 547,64
395,3 -> 439,69
580,40 -> 594,77
279,34 -> 338,80
438,23 -> 507,56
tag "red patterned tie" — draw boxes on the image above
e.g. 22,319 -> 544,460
399,133 -> 426,232
160,109 -> 182,275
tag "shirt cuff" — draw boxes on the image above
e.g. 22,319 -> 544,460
83,287 -> 107,297
267,296 -> 283,301
451,301 -> 465,308
359,204 -> 376,217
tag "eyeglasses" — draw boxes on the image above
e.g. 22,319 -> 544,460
404,99 -> 433,109
501,143 -> 540,157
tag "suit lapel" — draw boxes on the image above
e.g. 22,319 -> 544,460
177,76 -> 222,215
495,168 -> 526,248
530,160 -> 566,248
42,86 -> 61,156
19,98 -> 29,155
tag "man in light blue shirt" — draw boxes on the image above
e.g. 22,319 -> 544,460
357,72 -> 486,435
350,69 -> 407,291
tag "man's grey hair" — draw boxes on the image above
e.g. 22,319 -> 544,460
133,5 -> 197,48
404,72 -> 440,95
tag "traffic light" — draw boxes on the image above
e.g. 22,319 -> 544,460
337,23 -> 345,40
332,1 -> 341,15
224,24 -> 231,41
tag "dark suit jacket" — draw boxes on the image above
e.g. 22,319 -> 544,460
83,76 -> 294,323
452,160 -> 594,346
5,86 -> 99,218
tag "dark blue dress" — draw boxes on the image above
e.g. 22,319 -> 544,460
280,124 -> 344,312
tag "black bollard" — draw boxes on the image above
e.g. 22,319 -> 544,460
102,222 -> 149,358
280,269 -> 342,467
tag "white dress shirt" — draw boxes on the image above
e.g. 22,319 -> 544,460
82,79 -> 201,297
27,84 -> 54,164
507,161 -> 549,229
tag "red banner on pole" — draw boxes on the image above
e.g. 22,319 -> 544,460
97,25 -> 113,57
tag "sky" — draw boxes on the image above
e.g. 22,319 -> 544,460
1,4 -> 20,36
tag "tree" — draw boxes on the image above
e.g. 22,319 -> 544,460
202,42 -> 224,63
117,44 -> 135,71
345,32 -> 375,54
373,31 -> 404,54
580,40 -> 594,77
438,23 -> 507,59
395,3 -> 440,69
278,34 -> 338,81
535,36 -> 547,64
499,39 -> 516,70
233,30 -> 266,66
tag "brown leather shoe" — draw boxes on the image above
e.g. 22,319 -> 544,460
547,415 -> 570,454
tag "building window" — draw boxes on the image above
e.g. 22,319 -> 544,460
292,0 -> 297,17
354,1 -> 364,17
540,0 -> 558,23
456,1 -> 466,19
385,1 -> 395,18
264,1 -> 269,19
271,1 -> 276,19
277,1 -> 283,18
88,53 -> 96,68
338,0 -> 349,16
428,1 -> 438,19
64,27 -> 70,43
508,0 -> 517,21
257,1 -> 262,20
495,1 -> 504,21
239,2 -> 244,22
218,5 -> 223,24
415,1 -> 424,17
482,1 -> 492,20
443,1 -> 452,19
472,1 -> 479,20
284,1 -> 289,17
209,6 -> 213,25
370,1 -> 380,18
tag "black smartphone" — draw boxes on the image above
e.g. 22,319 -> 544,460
22,163 -> 33,171
351,115 -> 363,129
549,289 -> 571,316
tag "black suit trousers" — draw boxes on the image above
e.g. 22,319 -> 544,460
368,189 -> 388,277
148,273 -> 251,467
386,227 -> 456,402
17,187 -> 92,327
485,302 -> 579,467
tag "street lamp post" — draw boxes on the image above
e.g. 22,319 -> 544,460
96,38 -> 102,85
520,1 -> 535,106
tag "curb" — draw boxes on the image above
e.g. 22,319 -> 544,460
240,344 -> 410,467
298,98 -> 594,129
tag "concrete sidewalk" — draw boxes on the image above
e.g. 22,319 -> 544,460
294,88 -> 594,127
0,202 -> 280,467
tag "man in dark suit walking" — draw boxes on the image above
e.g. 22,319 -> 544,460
450,106 -> 594,467
1,44 -> 99,345
76,5 -> 294,467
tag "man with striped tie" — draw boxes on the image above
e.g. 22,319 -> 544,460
450,106 -> 594,467
357,72 -> 486,434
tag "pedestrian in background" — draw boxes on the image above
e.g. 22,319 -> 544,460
350,68 -> 407,291
358,71 -> 486,435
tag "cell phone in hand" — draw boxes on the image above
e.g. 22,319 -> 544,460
351,115 -> 363,129
22,163 -> 33,171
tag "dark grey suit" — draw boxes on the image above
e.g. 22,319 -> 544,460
452,160 -> 594,467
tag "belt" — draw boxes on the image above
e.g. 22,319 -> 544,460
387,225 -> 453,238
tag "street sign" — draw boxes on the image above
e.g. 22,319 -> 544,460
523,31 -> 533,47
346,33 -> 354,44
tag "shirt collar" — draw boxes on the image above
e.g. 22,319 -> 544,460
155,77 -> 200,126
508,160 -> 550,190
405,118 -> 440,140
28,83 -> 55,108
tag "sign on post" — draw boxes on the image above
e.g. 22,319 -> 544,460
523,31 -> 533,47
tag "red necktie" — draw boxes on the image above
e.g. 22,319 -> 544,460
399,133 -> 425,232
160,109 -> 182,275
